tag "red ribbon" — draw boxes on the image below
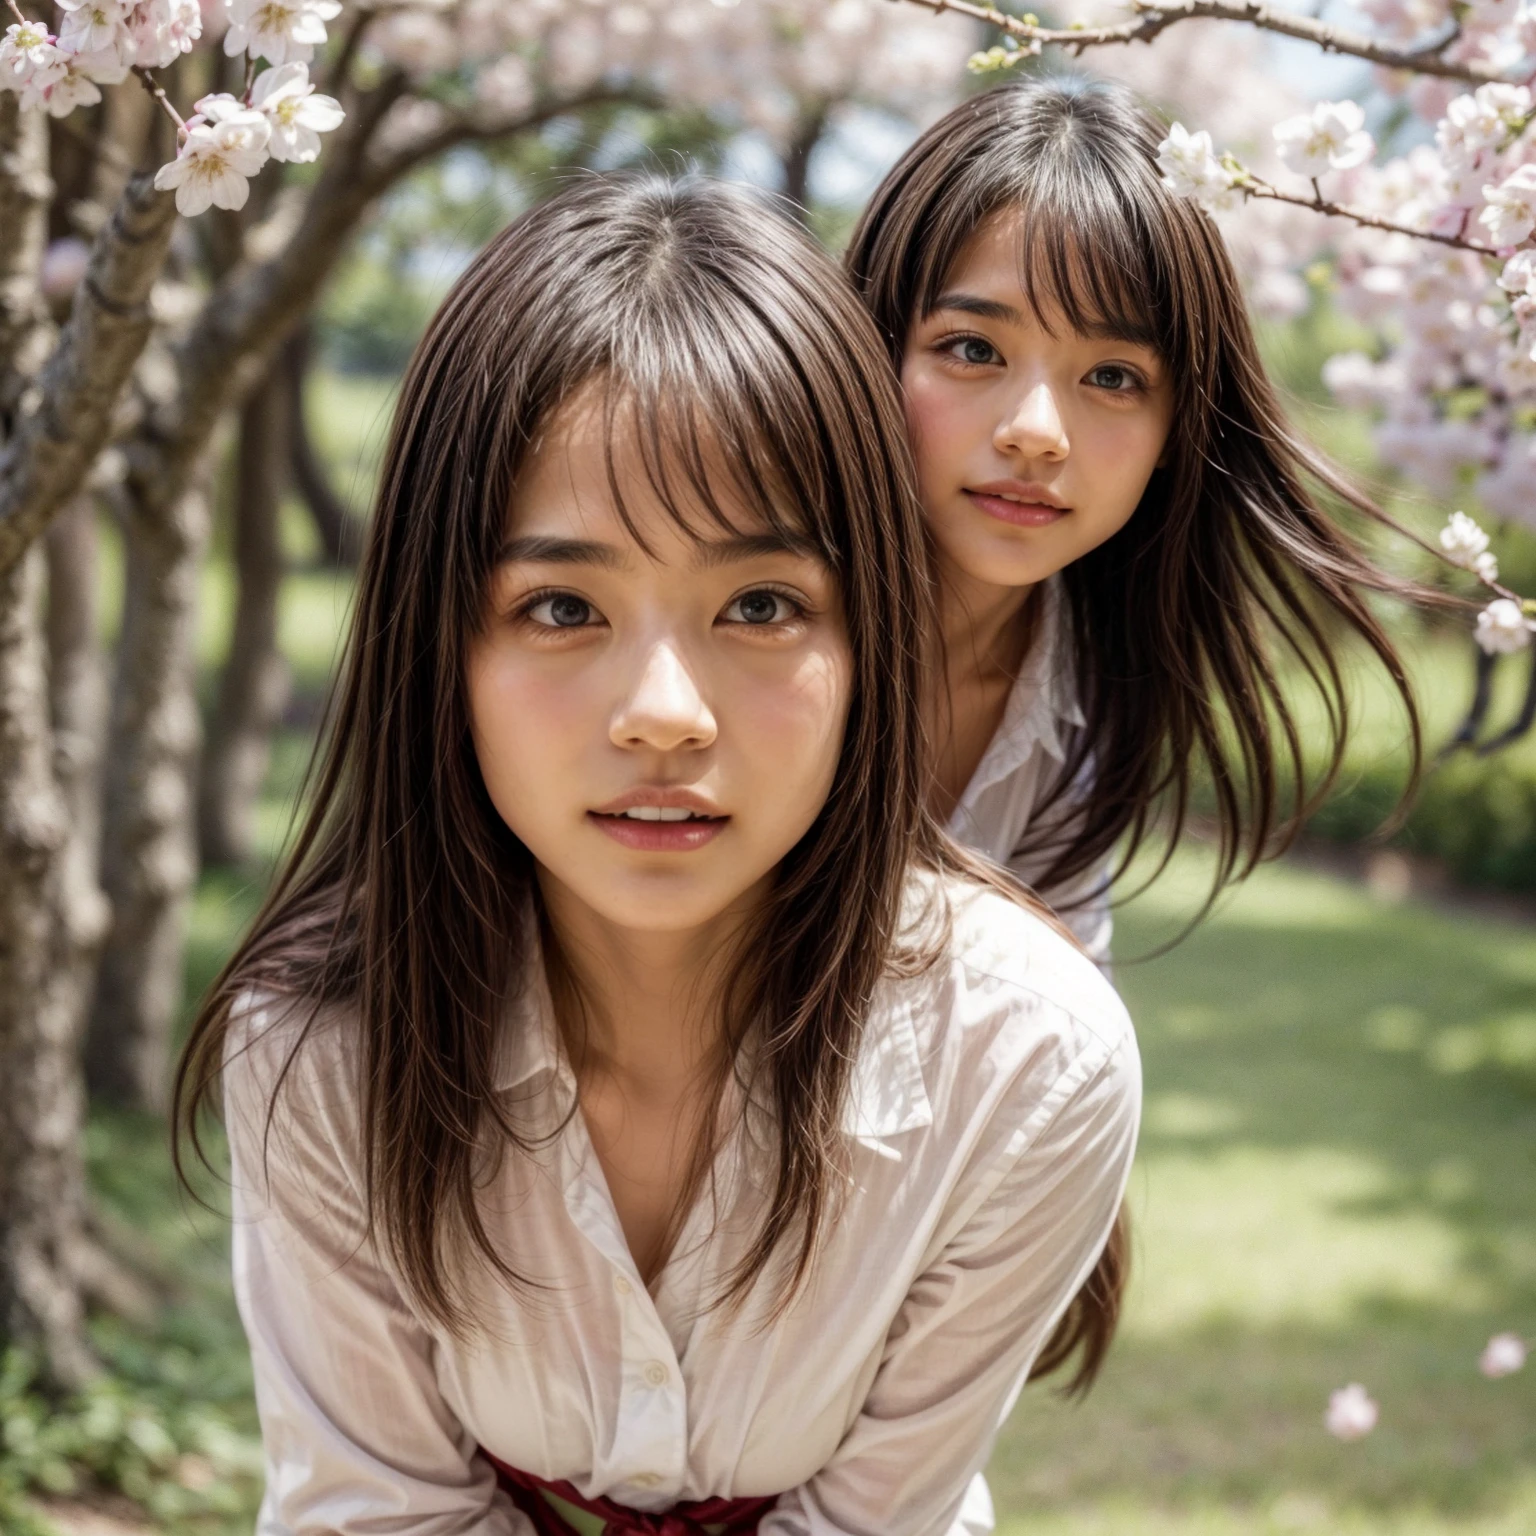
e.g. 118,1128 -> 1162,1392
481,1449 -> 778,1536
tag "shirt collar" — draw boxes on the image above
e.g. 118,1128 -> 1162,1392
492,942 -> 933,1161
959,575 -> 1085,803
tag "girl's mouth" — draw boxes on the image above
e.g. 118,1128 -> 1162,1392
964,489 -> 1070,528
588,809 -> 729,852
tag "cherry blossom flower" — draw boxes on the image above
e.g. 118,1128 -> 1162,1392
0,20 -> 63,89
40,237 -> 92,302
153,105 -> 272,215
248,61 -> 343,162
1440,510 -> 1493,569
55,0 -> 132,59
223,0 -> 341,67
127,0 -> 204,69
1481,166 -> 1536,249
1325,1383 -> 1379,1440
1480,1332 -> 1528,1377
1475,598 -> 1534,653
1157,122 -> 1242,212
1274,101 -> 1375,179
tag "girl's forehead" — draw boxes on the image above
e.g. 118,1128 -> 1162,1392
507,382 -> 819,560
933,205 -> 1160,351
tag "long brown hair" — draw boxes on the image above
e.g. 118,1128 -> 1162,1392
847,77 -> 1427,913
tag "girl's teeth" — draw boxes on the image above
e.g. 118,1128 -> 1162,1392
620,807 -> 697,821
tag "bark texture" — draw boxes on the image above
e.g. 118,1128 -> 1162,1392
198,367 -> 292,868
0,170 -> 177,576
88,475 -> 209,1111
0,548 -> 94,1390
46,496 -> 113,1058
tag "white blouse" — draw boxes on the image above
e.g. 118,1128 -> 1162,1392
945,580 -> 1113,966
226,874 -> 1139,1536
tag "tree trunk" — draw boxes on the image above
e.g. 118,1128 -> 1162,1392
87,474 -> 210,1112
198,370 -> 291,868
0,546 -> 94,1391
780,103 -> 828,220
46,495 -> 113,1047
286,325 -> 363,567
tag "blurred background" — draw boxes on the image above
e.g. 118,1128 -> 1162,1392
4,1 -> 1535,1532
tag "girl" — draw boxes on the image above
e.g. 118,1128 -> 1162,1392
176,177 -> 1139,1536
846,78 -> 1425,960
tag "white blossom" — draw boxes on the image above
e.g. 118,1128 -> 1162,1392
1439,510 -> 1493,569
127,0 -> 204,69
1501,249 -> 1536,296
55,0 -> 132,58
1274,100 -> 1375,179
1480,1332 -> 1528,1377
1157,122 -> 1243,212
1475,598 -> 1534,653
249,61 -> 343,162
1437,84 -> 1532,164
1480,165 -> 1536,248
26,48 -> 124,115
223,0 -> 341,67
153,107 -> 272,216
0,21 -> 65,91
1325,1383 -> 1379,1440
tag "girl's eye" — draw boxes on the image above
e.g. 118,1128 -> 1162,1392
1087,363 -> 1142,392
943,334 -> 1003,368
526,592 -> 597,628
722,589 -> 801,626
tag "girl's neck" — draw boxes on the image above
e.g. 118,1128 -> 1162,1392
925,563 -> 1041,824
536,871 -> 758,1090
938,562 -> 1038,683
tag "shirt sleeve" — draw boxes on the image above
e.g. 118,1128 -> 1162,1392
760,1019 -> 1140,1536
224,999 -> 530,1536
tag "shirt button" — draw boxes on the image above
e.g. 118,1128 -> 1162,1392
613,1272 -> 632,1296
642,1360 -> 670,1387
632,1472 -> 662,1489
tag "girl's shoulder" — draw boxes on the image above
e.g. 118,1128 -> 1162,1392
221,986 -> 362,1155
876,870 -> 1138,1150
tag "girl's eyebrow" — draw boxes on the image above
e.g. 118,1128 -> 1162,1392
932,292 -> 1022,324
930,291 -> 1159,351
495,531 -> 819,568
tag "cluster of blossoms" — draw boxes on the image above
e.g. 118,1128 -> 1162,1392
1326,1331 -> 1526,1442
0,0 -> 344,214
1147,3 -> 1536,653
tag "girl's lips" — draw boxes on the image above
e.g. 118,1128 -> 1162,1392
964,489 -> 1069,528
588,812 -> 729,852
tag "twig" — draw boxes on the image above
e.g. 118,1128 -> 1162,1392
326,3 -> 373,96
133,65 -> 187,138
1237,174 -> 1502,255
902,0 -> 1510,86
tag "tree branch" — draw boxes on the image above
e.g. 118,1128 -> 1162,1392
1237,175 -> 1500,254
0,171 -> 177,577
903,0 -> 1509,86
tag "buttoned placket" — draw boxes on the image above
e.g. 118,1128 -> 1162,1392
557,1104 -> 691,1509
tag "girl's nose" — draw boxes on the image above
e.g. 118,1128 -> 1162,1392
994,381 -> 1069,463
610,639 -> 718,753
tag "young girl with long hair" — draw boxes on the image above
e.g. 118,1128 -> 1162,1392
846,77 -> 1425,959
176,176 -> 1139,1536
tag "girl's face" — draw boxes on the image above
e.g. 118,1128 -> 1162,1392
900,208 -> 1175,600
467,388 -> 852,942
